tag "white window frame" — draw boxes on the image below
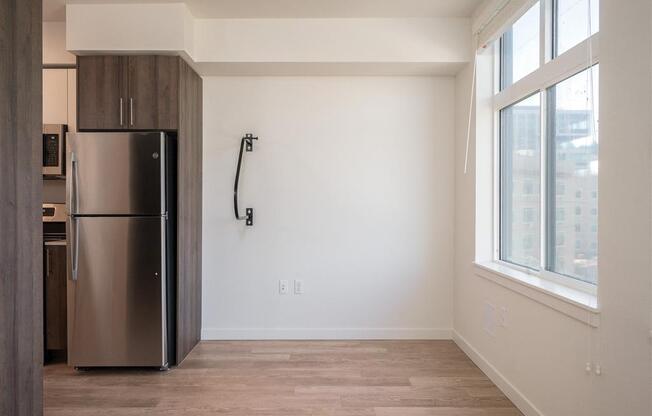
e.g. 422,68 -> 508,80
490,0 -> 599,296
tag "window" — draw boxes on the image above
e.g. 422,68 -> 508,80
554,0 -> 599,56
500,2 -> 540,89
500,94 -> 541,270
493,0 -> 599,291
547,66 -> 599,284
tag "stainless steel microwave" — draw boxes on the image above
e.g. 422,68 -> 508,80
43,124 -> 66,176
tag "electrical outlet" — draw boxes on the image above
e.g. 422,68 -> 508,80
294,279 -> 304,294
499,306 -> 508,327
483,302 -> 496,337
279,280 -> 289,294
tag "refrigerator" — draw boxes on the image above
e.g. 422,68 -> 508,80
66,132 -> 177,369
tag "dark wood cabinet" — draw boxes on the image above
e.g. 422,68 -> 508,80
44,244 -> 67,351
77,56 -> 127,130
127,56 -> 179,130
78,55 -> 179,131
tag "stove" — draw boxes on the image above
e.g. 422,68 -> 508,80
43,203 -> 66,242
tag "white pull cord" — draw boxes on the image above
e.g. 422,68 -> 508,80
464,39 -> 479,174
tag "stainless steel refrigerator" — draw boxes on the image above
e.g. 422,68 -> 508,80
66,132 -> 176,369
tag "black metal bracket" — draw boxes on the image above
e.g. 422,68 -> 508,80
234,134 -> 258,226
245,133 -> 255,152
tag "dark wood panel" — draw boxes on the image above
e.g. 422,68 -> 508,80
127,56 -> 179,130
77,56 -> 127,130
0,0 -> 43,414
176,59 -> 202,363
44,245 -> 67,351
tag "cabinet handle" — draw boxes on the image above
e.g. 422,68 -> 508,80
130,98 -> 134,126
119,98 -> 124,126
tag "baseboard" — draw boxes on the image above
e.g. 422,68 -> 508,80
452,330 -> 543,416
201,327 -> 452,340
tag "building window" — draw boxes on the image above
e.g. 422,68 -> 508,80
554,0 -> 599,56
494,0 -> 599,289
500,2 -> 540,89
500,94 -> 541,270
547,66 -> 598,283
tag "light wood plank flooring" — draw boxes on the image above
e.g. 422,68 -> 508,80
44,340 -> 522,416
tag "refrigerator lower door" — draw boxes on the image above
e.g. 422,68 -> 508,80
67,132 -> 166,216
67,216 -> 167,367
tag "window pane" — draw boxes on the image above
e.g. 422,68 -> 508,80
547,65 -> 599,284
555,0 -> 599,56
500,93 -> 541,270
501,2 -> 540,89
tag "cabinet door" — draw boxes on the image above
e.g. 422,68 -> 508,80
43,69 -> 68,124
44,244 -> 67,350
67,69 -> 77,132
77,56 -> 127,130
127,56 -> 178,130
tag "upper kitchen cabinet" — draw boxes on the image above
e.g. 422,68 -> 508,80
77,56 -> 127,130
77,55 -> 179,131
127,56 -> 179,130
43,69 -> 68,124
43,68 -> 77,132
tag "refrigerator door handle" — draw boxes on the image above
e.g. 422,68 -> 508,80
69,151 -> 78,214
69,151 -> 80,281
71,217 -> 79,281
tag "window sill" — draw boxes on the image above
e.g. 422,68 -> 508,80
474,261 -> 600,327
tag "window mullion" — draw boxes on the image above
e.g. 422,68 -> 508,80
540,0 -> 550,66
539,89 -> 547,273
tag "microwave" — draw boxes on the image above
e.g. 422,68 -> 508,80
43,124 -> 67,176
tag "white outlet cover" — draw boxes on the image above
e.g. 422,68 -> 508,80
294,279 -> 304,294
279,280 -> 289,294
499,306 -> 508,327
483,302 -> 496,337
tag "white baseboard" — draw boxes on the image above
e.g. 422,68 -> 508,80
452,330 -> 543,416
201,327 -> 452,340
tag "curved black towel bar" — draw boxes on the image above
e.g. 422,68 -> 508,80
234,133 -> 258,226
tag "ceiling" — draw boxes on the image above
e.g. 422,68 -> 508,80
44,0 -> 484,21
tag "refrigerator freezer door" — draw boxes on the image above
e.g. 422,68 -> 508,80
67,216 -> 167,367
67,132 -> 165,215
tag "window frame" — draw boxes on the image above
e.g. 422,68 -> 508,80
491,0 -> 599,295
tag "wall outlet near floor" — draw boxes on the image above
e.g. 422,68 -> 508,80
279,280 -> 289,294
294,279 -> 304,294
483,302 -> 496,337
499,306 -> 508,327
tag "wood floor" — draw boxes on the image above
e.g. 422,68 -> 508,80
44,340 -> 522,416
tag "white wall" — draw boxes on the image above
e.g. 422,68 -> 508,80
202,76 -> 455,339
453,1 -> 652,415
